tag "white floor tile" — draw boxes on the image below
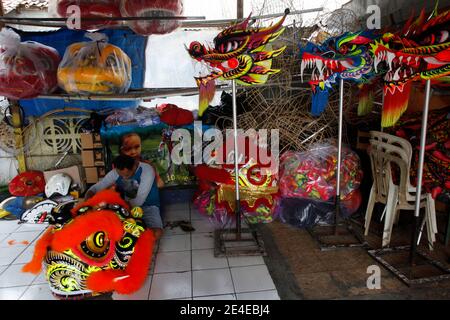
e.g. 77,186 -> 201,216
236,290 -> 280,300
0,233 -> 8,243
149,272 -> 191,300
0,246 -> 27,266
163,226 -> 192,237
13,244 -> 36,264
149,255 -> 156,275
14,223 -> 49,233
190,209 -> 207,221
192,249 -> 228,270
194,294 -> 236,300
0,266 -> 6,275
0,286 -> 28,300
193,268 -> 234,297
191,220 -> 216,233
154,251 -> 191,273
191,233 -> 215,250
32,272 -> 47,285
0,264 -> 39,288
227,256 -> 265,268
0,231 -> 43,247
0,221 -> 21,234
159,234 -> 191,252
163,203 -> 190,212
20,284 -> 57,300
164,209 -> 190,222
231,265 -> 276,293
113,276 -> 152,300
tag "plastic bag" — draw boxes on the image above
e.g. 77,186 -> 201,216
279,140 -> 363,202
57,33 -> 132,95
242,199 -> 280,224
120,0 -> 183,36
277,197 -> 335,228
55,0 -> 121,30
193,190 -> 232,228
0,28 -> 60,100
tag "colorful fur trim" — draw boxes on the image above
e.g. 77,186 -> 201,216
72,189 -> 130,215
86,229 -> 155,294
21,227 -> 55,274
381,82 -> 412,127
51,210 -> 123,254
357,83 -> 374,116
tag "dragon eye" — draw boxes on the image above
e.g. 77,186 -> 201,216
79,231 -> 110,260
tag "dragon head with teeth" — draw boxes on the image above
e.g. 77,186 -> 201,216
300,31 -> 377,116
188,10 -> 289,116
371,6 -> 450,127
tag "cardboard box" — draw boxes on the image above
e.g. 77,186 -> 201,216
85,167 -> 99,184
97,166 -> 106,178
44,165 -> 86,193
81,150 -> 94,167
93,149 -> 105,166
80,133 -> 102,149
82,150 -> 105,167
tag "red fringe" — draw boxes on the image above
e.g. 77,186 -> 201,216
381,82 -> 412,127
51,210 -> 124,253
22,227 -> 55,274
72,189 -> 129,216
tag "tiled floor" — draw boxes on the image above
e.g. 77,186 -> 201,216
0,201 -> 280,300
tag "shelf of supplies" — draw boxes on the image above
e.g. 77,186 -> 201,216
35,85 -> 232,101
0,8 -> 323,29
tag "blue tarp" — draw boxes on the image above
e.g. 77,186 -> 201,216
15,27 -> 147,117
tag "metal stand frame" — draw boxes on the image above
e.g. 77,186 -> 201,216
214,228 -> 267,257
367,80 -> 450,285
308,79 -> 367,251
214,80 -> 266,257
367,246 -> 450,286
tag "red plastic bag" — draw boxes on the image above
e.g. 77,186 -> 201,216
56,0 -> 121,30
120,0 -> 183,35
0,29 -> 60,100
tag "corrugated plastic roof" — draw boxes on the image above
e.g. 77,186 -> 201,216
2,0 -> 48,15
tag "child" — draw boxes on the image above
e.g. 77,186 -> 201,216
85,154 -> 163,239
119,132 -> 164,188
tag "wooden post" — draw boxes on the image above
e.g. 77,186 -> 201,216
0,0 -> 4,28
11,103 -> 27,173
0,4 -> 27,173
237,0 -> 244,19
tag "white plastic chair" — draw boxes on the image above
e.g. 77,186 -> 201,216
365,131 -> 437,249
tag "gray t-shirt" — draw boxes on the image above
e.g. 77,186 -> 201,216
87,162 -> 156,207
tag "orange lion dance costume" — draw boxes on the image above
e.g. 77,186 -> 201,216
22,189 -> 155,299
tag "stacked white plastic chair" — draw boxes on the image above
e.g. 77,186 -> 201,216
365,131 -> 437,249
